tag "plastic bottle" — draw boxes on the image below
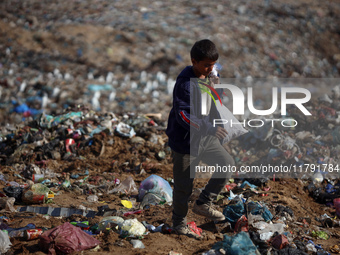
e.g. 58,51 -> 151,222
22,184 -> 54,204
62,173 -> 71,188
32,174 -> 45,183
22,190 -> 49,204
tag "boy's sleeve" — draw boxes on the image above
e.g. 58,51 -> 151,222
173,80 -> 217,136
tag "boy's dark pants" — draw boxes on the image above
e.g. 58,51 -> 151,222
172,135 -> 235,227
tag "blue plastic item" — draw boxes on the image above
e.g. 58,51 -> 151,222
240,181 -> 257,189
223,199 -> 245,226
13,103 -> 29,113
7,223 -> 36,237
325,183 -> 336,193
138,175 -> 173,203
246,201 -> 273,222
87,84 -> 113,92
213,232 -> 257,255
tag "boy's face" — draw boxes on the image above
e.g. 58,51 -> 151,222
192,58 -> 217,78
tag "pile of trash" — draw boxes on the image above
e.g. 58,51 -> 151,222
0,85 -> 339,254
202,183 -> 339,255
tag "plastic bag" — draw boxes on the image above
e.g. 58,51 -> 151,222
253,222 -> 285,239
271,234 -> 289,250
213,232 -> 257,255
311,231 -> 329,240
111,176 -> 138,195
138,174 -> 173,204
130,239 -> 145,249
120,219 -> 146,237
140,193 -> 165,208
223,198 -> 245,227
187,221 -> 202,237
115,122 -> 136,138
98,216 -> 124,231
234,215 -> 249,233
121,200 -> 132,208
39,222 -> 100,254
87,195 -> 98,203
246,201 -> 273,222
3,186 -> 23,202
215,103 -> 248,144
0,197 -> 16,212
0,230 -> 11,254
39,112 -> 82,129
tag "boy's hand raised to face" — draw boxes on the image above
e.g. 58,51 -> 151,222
209,76 -> 219,86
214,126 -> 228,140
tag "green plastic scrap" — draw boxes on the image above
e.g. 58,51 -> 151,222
38,111 -> 83,129
311,230 -> 329,240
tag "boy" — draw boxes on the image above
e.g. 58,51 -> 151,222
166,39 -> 235,239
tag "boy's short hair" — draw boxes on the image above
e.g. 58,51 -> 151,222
190,39 -> 219,62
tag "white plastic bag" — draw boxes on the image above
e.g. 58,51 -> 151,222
121,219 -> 146,237
130,239 -> 145,249
0,231 -> 11,254
215,103 -> 248,143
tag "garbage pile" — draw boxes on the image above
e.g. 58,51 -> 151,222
0,85 -> 338,254
0,0 -> 339,254
0,0 -> 339,123
1,0 -> 339,80
202,182 -> 339,255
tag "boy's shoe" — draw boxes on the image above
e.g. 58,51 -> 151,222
172,225 -> 203,240
192,202 -> 225,221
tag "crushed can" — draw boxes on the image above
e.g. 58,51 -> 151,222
24,229 -> 43,240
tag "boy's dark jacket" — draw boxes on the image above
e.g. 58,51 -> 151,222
166,66 -> 223,156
